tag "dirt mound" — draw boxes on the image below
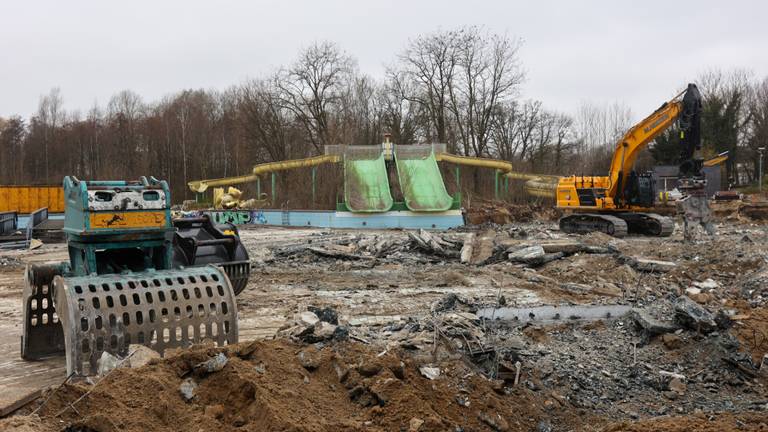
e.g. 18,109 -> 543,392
725,301 -> 768,365
7,339 -> 586,432
739,202 -> 768,221
602,412 -> 768,432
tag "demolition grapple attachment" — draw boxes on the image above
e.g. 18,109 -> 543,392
21,177 -> 244,375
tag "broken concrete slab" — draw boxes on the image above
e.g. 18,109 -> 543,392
312,321 -> 338,340
692,278 -> 720,291
622,256 -> 677,273
629,309 -> 679,335
348,315 -> 403,327
538,240 -> 585,255
470,230 -> 496,265
460,233 -> 475,264
193,352 -> 228,375
674,296 -> 718,333
419,366 -> 440,380
97,351 -> 123,376
297,311 -> 320,327
127,344 -> 161,368
661,333 -> 683,350
507,245 -> 545,264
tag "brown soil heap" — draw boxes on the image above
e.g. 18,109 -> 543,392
2,339 -> 586,432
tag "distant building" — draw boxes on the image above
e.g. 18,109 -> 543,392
652,165 -> 723,198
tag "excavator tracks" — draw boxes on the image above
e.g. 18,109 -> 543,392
559,214 -> 629,237
559,212 -> 674,238
619,212 -> 674,237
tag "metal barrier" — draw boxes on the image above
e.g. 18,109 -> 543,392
23,208 -> 49,248
30,207 -> 48,228
0,211 -> 18,235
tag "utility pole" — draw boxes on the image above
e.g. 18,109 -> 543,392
759,147 -> 766,193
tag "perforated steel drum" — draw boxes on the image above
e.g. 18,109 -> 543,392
53,265 -> 238,375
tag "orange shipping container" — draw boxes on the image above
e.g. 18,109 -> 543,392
0,185 -> 65,213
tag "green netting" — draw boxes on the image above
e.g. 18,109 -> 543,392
343,147 -> 393,212
394,145 -> 453,212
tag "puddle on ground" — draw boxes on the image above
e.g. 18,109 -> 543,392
476,304 -> 632,324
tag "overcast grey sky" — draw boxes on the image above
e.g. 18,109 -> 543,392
2,0 -> 766,119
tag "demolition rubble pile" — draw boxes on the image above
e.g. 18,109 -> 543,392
4,215 -> 768,431
3,338 -> 579,432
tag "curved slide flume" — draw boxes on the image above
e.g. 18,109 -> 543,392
343,151 -> 394,212
395,147 -> 453,212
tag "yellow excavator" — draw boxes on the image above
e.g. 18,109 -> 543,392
556,83 -> 705,237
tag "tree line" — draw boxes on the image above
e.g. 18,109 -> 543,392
1,27 -> 767,206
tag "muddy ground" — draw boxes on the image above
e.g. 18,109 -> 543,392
2,204 -> 768,431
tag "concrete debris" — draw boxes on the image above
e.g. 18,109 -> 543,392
6,214 -> 768,429
193,352 -> 228,375
0,256 -> 23,267
298,348 -> 320,370
179,378 -> 198,401
267,228 -> 616,268
537,420 -> 554,432
312,321 -> 338,340
668,377 -> 687,395
507,245 -> 546,264
674,296 -> 718,334
204,404 -> 225,419
692,278 -> 720,290
419,366 -> 440,380
308,305 -> 339,325
622,256 -> 677,273
661,333 -> 683,350
477,411 -> 509,432
629,309 -> 679,336
659,370 -> 686,380
348,315 -> 403,327
685,287 -> 702,296
281,305 -> 351,343
97,351 -> 123,376
408,417 -> 425,431
460,233 -> 474,264
127,344 -> 161,368
468,229 -> 496,265
297,311 -> 320,327
431,293 -> 462,313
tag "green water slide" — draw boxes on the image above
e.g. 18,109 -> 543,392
343,148 -> 394,212
394,146 -> 453,212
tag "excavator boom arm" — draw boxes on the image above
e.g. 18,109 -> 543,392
606,83 -> 702,201
606,93 -> 682,199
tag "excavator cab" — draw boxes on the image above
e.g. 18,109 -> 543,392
622,171 -> 656,208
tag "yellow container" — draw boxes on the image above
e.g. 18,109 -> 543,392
0,185 -> 65,213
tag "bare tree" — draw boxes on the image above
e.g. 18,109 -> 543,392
379,70 -> 425,144
0,117 -> 25,182
573,101 -> 633,174
698,69 -> 753,183
37,88 -> 64,181
107,90 -> 145,175
448,28 -> 524,157
393,29 -> 463,146
276,41 -> 356,152
239,79 -> 294,161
